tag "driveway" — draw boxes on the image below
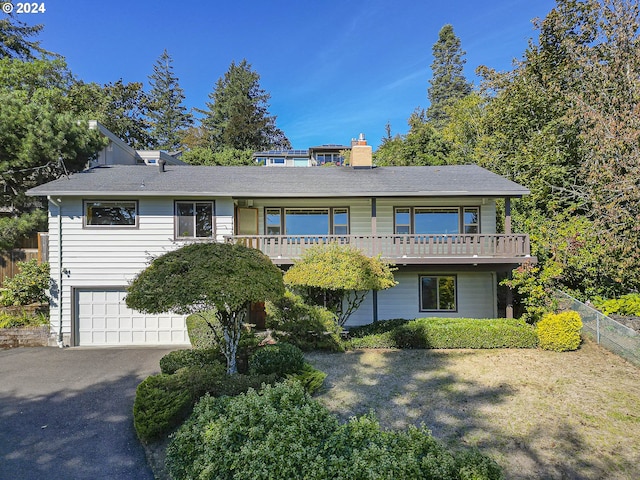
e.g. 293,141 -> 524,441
0,346 -> 175,480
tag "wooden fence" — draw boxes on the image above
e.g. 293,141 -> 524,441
0,233 -> 49,287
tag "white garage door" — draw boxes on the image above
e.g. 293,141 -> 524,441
75,288 -> 189,346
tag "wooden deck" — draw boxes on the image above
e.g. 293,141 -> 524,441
224,234 -> 532,265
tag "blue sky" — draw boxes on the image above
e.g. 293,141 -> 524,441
13,0 -> 557,150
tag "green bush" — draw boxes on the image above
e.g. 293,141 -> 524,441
0,310 -> 49,328
166,381 -> 503,480
0,260 -> 50,306
346,318 -> 538,349
133,360 -> 277,443
287,362 -> 327,394
159,347 -> 224,374
133,372 -> 193,443
536,311 -> 582,352
249,342 -> 305,376
266,291 -> 344,351
592,294 -> 640,316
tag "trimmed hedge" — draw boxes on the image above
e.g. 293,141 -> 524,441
249,342 -> 305,376
133,361 -> 277,443
159,347 -> 224,374
347,318 -> 538,349
166,381 -> 503,480
287,363 -> 327,395
537,311 -> 582,352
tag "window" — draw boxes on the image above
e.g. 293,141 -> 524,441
175,201 -> 214,238
333,208 -> 349,235
265,208 -> 281,235
394,207 -> 481,235
420,275 -> 457,311
394,208 -> 411,234
264,207 -> 349,235
84,201 -> 137,227
463,207 -> 479,234
414,208 -> 459,234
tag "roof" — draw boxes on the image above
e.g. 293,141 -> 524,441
26,164 -> 530,198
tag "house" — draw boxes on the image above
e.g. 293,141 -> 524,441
88,120 -> 186,168
27,137 -> 533,347
253,142 -> 350,167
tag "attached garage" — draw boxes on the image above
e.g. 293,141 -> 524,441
74,288 -> 189,346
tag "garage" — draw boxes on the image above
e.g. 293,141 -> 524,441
74,288 -> 189,346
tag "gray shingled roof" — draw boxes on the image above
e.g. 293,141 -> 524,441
26,164 -> 529,198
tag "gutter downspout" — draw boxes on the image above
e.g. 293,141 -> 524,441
49,197 -> 64,348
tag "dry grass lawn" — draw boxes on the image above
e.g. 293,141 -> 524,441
306,339 -> 640,480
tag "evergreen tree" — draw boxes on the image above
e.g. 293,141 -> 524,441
427,24 -> 472,127
147,50 -> 193,151
0,13 -> 51,60
201,59 -> 290,151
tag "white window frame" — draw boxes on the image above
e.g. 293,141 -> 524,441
419,275 -> 457,312
175,201 -> 215,239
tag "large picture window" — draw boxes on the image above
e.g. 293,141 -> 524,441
84,201 -> 137,227
394,207 -> 480,235
264,207 -> 349,236
420,275 -> 457,311
176,201 -> 214,239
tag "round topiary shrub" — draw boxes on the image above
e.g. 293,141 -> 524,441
249,342 -> 305,376
536,311 -> 583,352
159,347 -> 224,374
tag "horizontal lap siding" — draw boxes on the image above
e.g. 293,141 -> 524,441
50,197 -> 233,342
345,270 -> 497,327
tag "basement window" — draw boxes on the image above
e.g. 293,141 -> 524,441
419,275 -> 457,312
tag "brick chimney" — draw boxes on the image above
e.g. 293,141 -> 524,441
350,133 -> 373,169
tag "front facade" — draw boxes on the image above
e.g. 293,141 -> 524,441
28,155 -> 533,347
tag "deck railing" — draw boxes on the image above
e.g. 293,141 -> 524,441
223,234 -> 531,263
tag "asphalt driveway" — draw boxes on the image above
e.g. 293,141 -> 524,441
0,346 -> 175,480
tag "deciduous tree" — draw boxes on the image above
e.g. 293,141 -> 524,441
283,244 -> 396,326
126,243 -> 285,374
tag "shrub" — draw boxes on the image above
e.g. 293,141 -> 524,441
133,372 -> 193,443
159,347 -> 224,374
266,291 -> 343,351
0,310 -> 49,328
347,318 -> 538,349
0,260 -> 50,306
592,294 -> 640,316
166,381 -> 503,480
287,362 -> 327,394
536,311 -> 582,352
249,342 -> 305,376
133,361 -> 277,443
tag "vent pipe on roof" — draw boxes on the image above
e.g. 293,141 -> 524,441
158,158 -> 166,172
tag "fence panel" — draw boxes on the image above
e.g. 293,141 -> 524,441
554,290 -> 640,367
0,249 -> 39,287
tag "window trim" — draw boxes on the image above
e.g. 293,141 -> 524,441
419,274 -> 458,312
174,200 -> 215,240
83,200 -> 139,228
264,207 -> 350,236
394,206 -> 481,235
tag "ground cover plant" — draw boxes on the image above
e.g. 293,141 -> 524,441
166,381 -> 503,480
347,317 -> 538,349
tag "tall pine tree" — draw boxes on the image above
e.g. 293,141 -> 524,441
201,59 -> 289,151
427,24 -> 472,127
147,50 -> 193,151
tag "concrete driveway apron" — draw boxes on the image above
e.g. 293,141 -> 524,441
0,347 -> 174,480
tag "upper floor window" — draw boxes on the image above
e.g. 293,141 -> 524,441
264,207 -> 349,235
176,201 -> 214,239
394,207 -> 480,235
84,201 -> 137,227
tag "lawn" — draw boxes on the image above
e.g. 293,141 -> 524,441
306,339 -> 640,480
